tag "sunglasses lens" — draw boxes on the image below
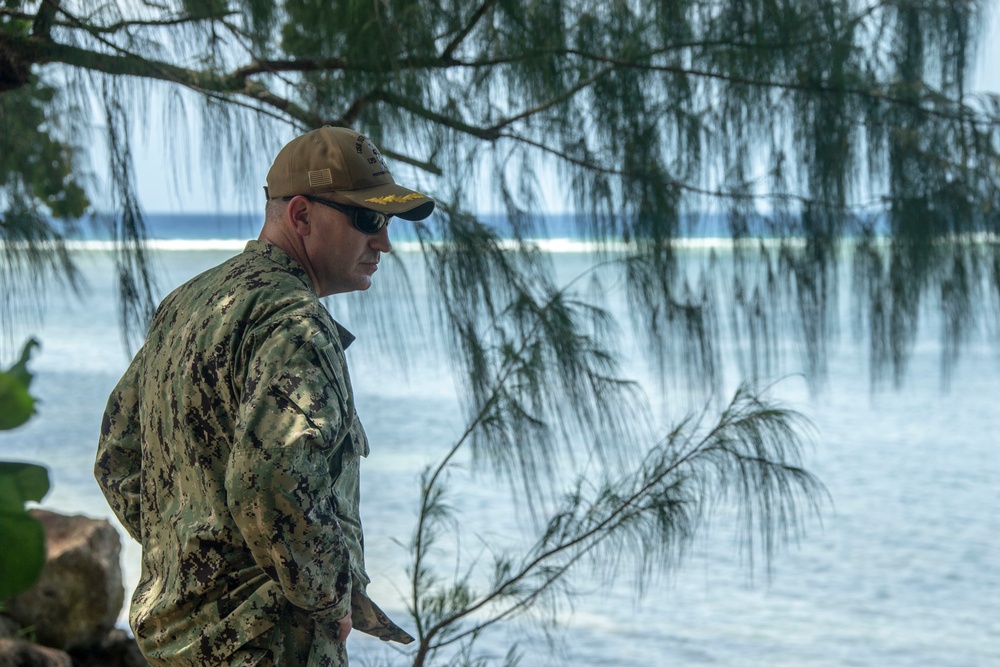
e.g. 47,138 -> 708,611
354,209 -> 390,234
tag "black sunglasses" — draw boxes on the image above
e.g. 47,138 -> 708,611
286,195 -> 392,235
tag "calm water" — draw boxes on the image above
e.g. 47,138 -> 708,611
2,220 -> 997,667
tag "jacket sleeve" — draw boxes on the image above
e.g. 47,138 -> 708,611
95,348 -> 145,543
226,326 -> 355,623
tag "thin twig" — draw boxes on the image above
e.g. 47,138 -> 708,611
440,0 -> 497,62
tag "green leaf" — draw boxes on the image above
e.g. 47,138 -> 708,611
0,463 -> 49,600
0,371 -> 35,431
0,80 -> 89,217
0,339 -> 39,431
4,338 -> 38,389
0,463 -> 49,512
0,511 -> 46,600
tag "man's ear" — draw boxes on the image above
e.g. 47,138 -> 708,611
286,196 -> 311,238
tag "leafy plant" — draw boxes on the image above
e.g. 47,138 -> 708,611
0,338 -> 50,600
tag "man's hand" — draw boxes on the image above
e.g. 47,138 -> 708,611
337,608 -> 353,642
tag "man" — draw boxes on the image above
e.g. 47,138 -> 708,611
95,126 -> 434,666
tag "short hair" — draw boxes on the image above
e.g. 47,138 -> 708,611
264,197 -> 286,225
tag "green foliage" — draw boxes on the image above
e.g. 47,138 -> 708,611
0,462 -> 49,600
0,338 -> 50,601
0,76 -> 88,219
0,75 -> 86,343
1,0 -> 996,383
0,7 -> 30,35
0,338 -> 37,430
0,370 -> 34,430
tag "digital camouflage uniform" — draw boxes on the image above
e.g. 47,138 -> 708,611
96,240 -> 412,666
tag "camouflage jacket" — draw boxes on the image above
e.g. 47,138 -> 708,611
95,240 -> 412,666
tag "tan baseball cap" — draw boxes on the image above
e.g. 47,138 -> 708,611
265,126 -> 435,221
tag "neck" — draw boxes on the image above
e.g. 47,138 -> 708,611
258,223 -> 322,296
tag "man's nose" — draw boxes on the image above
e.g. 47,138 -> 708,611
369,225 -> 392,253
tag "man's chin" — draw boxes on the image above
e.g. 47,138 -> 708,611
327,277 -> 372,296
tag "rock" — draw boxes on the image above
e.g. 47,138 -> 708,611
0,638 -> 71,667
0,616 -> 18,640
69,629 -> 148,667
3,511 -> 125,651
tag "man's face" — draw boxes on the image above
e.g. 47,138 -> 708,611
303,202 -> 392,297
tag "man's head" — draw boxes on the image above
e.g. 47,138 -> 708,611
261,126 -> 435,297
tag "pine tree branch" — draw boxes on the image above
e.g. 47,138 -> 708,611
501,132 -> 825,207
440,0 -> 497,62
17,7 -> 989,150
31,0 -> 60,39
370,89 -> 502,140
410,263 -> 602,644
216,38 -> 864,76
12,30 -> 322,124
422,431 -> 695,643
421,385 -> 820,646
220,53 -> 997,172
428,552 -> 584,652
64,14 -> 227,34
14,1 -> 995,132
410,319 -> 542,639
231,56 -> 350,79
487,67 -> 613,133
0,8 -> 229,33
26,5 -> 446,173
8,24 -> 988,197
410,257 -> 650,649
556,48 -> 995,126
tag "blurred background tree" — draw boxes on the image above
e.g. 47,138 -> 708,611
1,0 -> 997,385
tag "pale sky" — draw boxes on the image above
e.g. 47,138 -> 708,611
126,12 -> 1000,215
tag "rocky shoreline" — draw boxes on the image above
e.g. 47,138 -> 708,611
0,510 -> 146,667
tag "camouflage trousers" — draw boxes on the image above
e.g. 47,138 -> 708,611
228,608 -> 347,667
